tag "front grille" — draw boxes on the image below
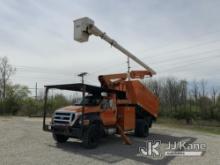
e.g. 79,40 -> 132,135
55,112 -> 71,116
54,116 -> 70,120
53,112 -> 75,125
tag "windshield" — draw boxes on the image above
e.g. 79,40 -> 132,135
74,96 -> 100,106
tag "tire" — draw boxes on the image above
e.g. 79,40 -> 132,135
146,116 -> 153,128
135,119 -> 149,137
53,133 -> 69,143
82,124 -> 100,149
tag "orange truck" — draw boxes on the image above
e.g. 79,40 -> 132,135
42,17 -> 159,148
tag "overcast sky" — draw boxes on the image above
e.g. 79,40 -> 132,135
0,0 -> 220,95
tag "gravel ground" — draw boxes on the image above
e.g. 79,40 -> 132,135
0,117 -> 219,165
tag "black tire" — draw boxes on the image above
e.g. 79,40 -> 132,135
146,116 -> 153,128
82,124 -> 100,149
135,119 -> 149,137
53,133 -> 69,143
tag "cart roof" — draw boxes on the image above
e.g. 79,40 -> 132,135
45,83 -> 126,97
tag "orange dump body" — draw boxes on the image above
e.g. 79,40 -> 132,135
99,71 -> 159,119
125,80 -> 159,118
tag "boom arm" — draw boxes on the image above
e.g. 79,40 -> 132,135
74,17 -> 156,75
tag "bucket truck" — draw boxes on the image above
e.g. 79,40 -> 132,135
43,17 -> 159,148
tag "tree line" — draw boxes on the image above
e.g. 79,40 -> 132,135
0,56 -> 220,122
0,57 -> 71,116
144,77 -> 220,122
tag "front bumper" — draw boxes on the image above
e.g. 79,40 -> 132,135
43,124 -> 82,138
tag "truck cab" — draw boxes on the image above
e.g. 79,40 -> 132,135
43,83 -> 126,148
52,94 -> 117,128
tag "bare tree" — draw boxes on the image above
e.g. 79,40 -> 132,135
166,77 -> 179,112
145,79 -> 161,97
200,79 -> 207,97
179,80 -> 187,108
192,80 -> 199,102
0,57 -> 16,99
211,87 -> 217,105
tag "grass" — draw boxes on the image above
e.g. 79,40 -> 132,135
156,117 -> 220,135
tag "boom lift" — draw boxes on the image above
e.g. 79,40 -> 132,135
43,17 -> 159,148
74,17 -> 156,75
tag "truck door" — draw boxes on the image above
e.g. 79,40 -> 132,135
100,98 -> 117,126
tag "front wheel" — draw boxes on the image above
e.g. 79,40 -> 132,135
53,133 -> 69,143
82,124 -> 100,149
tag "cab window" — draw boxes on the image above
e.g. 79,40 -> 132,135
100,99 -> 113,110
75,96 -> 100,106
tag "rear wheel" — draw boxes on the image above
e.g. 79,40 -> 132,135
82,124 -> 100,149
135,119 -> 149,137
53,133 -> 69,143
146,116 -> 153,128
